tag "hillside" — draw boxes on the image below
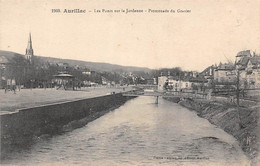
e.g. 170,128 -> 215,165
0,50 -> 151,73
0,50 -> 23,63
38,56 -> 151,72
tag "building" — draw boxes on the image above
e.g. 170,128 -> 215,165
209,50 -> 260,89
158,75 -> 194,92
235,50 -> 253,69
157,76 -> 168,91
167,76 -> 178,91
25,33 -> 34,64
235,50 -> 260,89
180,77 -> 193,90
214,62 -> 236,83
200,65 -> 215,82
53,73 -> 75,90
166,76 -> 184,91
246,56 -> 260,88
189,77 -> 208,91
153,78 -> 157,85
1,33 -> 35,89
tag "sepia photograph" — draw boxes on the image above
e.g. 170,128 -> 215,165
0,0 -> 259,165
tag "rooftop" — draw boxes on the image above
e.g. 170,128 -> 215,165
236,50 -> 252,57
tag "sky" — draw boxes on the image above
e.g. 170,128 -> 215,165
0,0 -> 259,72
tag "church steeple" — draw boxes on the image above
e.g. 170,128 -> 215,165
25,33 -> 34,64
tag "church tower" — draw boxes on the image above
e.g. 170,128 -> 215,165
25,33 -> 34,64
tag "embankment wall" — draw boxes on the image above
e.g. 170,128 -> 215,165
0,93 -> 134,152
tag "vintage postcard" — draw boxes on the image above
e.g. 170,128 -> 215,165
0,0 -> 259,165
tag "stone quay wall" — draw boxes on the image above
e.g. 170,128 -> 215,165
0,93 -> 134,153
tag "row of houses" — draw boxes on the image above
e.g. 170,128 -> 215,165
204,50 -> 260,89
158,75 -> 207,92
158,50 -> 260,92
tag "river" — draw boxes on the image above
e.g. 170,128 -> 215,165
2,96 -> 249,166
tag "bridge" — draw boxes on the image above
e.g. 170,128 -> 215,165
122,90 -> 208,104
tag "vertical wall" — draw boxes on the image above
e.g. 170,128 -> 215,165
0,93 -> 133,149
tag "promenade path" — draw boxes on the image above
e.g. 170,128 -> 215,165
0,86 -> 134,115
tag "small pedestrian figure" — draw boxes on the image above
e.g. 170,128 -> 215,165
11,79 -> 16,94
13,85 -> 16,94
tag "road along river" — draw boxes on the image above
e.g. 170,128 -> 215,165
2,96 -> 249,166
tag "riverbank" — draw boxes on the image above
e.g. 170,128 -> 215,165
0,86 -> 133,115
0,92 -> 135,160
2,96 -> 249,165
165,97 -> 259,166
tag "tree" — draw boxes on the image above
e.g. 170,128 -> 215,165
191,83 -> 198,91
4,55 -> 28,88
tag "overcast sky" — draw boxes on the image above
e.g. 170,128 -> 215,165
0,0 -> 259,72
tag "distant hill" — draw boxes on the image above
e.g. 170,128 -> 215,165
38,56 -> 151,72
0,50 -> 23,63
0,50 -> 151,73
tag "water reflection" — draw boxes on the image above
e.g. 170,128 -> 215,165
1,96 -> 249,166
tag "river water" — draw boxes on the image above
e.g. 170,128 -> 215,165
2,96 -> 249,166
